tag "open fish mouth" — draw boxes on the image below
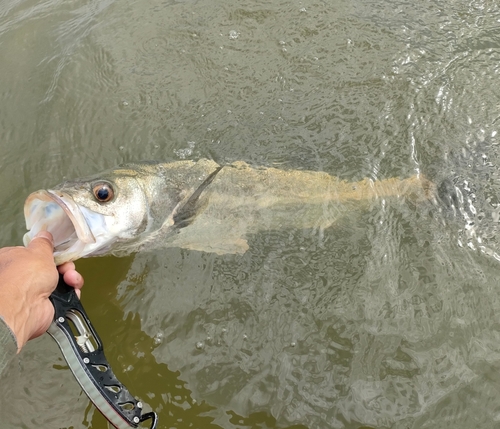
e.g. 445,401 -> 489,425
24,190 -> 101,263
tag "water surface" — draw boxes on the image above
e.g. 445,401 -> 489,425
1,0 -> 500,428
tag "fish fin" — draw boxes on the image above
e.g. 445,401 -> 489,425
173,166 -> 222,229
180,237 -> 249,255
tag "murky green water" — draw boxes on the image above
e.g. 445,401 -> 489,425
2,0 -> 500,427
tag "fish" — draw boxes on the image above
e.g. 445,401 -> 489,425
23,159 -> 435,265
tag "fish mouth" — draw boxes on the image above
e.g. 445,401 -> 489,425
24,190 -> 99,263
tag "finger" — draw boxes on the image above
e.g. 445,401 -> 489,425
27,231 -> 54,255
63,270 -> 84,289
57,261 -> 76,274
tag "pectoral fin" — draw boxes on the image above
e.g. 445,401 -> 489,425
168,221 -> 250,255
181,236 -> 249,255
173,166 -> 222,229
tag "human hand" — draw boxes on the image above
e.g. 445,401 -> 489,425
0,231 -> 84,352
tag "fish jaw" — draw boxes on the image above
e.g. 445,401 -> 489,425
23,190 -> 115,264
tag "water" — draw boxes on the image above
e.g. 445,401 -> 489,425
1,0 -> 500,427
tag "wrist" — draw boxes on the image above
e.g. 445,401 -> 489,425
0,288 -> 31,352
0,314 -> 18,348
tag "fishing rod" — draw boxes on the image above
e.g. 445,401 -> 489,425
48,276 -> 158,429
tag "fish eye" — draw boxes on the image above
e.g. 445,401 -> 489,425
92,182 -> 114,203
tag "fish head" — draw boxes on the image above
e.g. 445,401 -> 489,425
24,168 -> 153,265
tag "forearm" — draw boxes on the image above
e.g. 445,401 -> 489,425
0,316 -> 17,377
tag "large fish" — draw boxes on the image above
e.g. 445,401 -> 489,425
23,159 -> 435,264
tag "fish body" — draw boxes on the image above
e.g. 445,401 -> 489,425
23,159 -> 435,264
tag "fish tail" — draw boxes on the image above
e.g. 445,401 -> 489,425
437,178 -> 460,209
436,178 -> 472,220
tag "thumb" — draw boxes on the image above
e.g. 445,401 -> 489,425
27,231 -> 55,256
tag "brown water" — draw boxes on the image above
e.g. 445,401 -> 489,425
1,0 -> 500,428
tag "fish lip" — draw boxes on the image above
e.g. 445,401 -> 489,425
24,189 -> 96,244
